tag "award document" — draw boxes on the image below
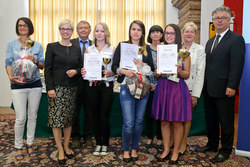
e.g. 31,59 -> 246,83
84,53 -> 102,80
157,44 -> 178,74
120,43 -> 138,71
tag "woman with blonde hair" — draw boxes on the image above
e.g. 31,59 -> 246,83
180,21 -> 205,155
45,19 -> 82,165
81,22 -> 115,156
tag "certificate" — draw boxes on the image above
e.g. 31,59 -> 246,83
120,43 -> 138,71
83,53 -> 102,80
157,44 -> 178,74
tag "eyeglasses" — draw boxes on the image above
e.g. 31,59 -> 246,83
18,24 -> 28,28
165,32 -> 175,36
59,28 -> 73,32
213,16 -> 229,21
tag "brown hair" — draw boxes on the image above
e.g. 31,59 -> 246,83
164,24 -> 182,50
16,17 -> 34,36
128,20 -> 147,56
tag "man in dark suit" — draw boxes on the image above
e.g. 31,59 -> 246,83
196,6 -> 245,163
71,20 -> 93,147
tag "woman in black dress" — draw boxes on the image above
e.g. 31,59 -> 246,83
45,19 -> 81,165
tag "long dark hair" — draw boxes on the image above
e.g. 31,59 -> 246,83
128,20 -> 147,56
16,17 -> 34,36
164,24 -> 182,50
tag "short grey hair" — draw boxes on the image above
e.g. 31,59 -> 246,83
58,19 -> 74,30
212,6 -> 231,20
76,20 -> 91,30
182,21 -> 197,33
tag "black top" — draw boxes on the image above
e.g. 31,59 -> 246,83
112,41 -> 154,83
45,42 -> 82,91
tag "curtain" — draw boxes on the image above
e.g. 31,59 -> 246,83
100,0 -> 165,47
29,0 -> 165,50
29,0 -> 98,49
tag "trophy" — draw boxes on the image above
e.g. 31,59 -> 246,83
25,40 -> 35,55
103,54 -> 111,79
172,49 -> 190,79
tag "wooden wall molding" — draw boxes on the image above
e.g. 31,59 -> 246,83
171,0 -> 201,43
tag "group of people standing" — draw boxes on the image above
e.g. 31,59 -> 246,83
5,6 -> 245,165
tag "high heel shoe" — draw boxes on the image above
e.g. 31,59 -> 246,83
156,152 -> 171,162
64,150 -> 74,159
169,157 -> 179,165
58,158 -> 66,165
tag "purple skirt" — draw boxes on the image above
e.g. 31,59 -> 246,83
151,77 -> 192,122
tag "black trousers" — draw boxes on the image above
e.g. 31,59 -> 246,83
145,91 -> 162,140
72,80 -> 93,140
204,89 -> 235,156
85,81 -> 114,146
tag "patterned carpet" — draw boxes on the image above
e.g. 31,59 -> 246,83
1,114 -> 250,167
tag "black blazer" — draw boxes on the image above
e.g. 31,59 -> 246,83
204,30 -> 245,97
45,42 -> 82,91
112,41 -> 154,83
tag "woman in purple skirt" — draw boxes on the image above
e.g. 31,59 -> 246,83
151,24 -> 192,165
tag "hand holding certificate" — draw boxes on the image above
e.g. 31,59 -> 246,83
157,44 -> 178,74
120,43 -> 139,71
83,53 -> 102,80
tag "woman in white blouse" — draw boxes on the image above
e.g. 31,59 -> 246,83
82,22 -> 115,156
180,21 -> 206,155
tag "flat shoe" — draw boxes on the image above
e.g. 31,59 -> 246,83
123,157 -> 131,163
131,156 -> 138,161
27,145 -> 36,157
15,148 -> 24,161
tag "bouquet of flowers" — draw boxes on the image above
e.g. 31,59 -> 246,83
11,40 -> 37,82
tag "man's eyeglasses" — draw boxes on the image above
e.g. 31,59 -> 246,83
213,16 -> 229,21
59,28 -> 73,32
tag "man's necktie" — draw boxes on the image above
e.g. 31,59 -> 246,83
80,40 -> 87,55
211,34 -> 221,54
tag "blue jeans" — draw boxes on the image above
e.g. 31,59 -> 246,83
120,85 -> 149,151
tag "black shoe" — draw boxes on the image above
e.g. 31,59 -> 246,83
123,157 -> 131,163
58,158 -> 66,165
210,153 -> 229,163
169,159 -> 178,165
64,150 -> 74,159
196,146 -> 217,153
156,152 -> 171,162
131,156 -> 138,161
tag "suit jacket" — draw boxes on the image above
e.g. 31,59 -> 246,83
204,30 -> 245,97
45,42 -> 82,91
185,42 -> 206,98
112,41 -> 154,83
70,38 -> 92,93
71,38 -> 92,62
